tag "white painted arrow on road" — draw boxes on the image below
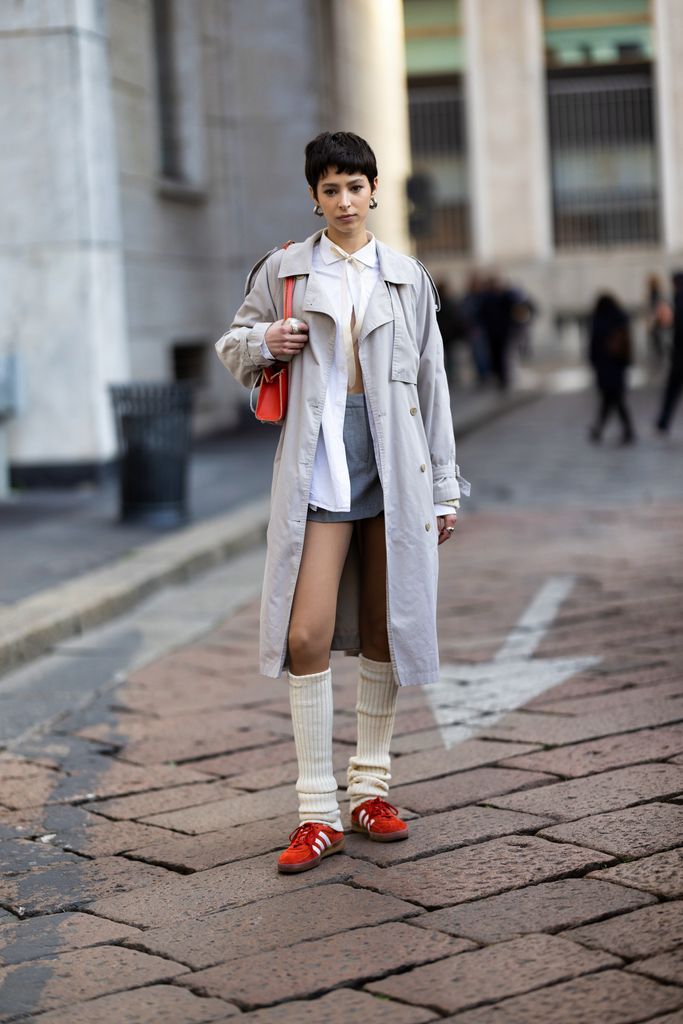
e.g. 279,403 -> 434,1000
426,576 -> 601,749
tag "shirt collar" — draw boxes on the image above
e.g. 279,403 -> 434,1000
319,229 -> 378,269
277,230 -> 414,285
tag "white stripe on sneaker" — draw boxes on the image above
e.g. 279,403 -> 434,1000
312,839 -> 324,854
318,831 -> 332,849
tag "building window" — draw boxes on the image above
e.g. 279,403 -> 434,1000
152,0 -> 182,180
407,77 -> 470,254
172,342 -> 208,386
151,0 -> 207,192
404,0 -> 470,255
544,0 -> 659,249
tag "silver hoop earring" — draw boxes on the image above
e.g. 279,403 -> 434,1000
313,204 -> 324,217
369,196 -> 378,210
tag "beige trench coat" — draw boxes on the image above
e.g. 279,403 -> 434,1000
215,229 -> 464,686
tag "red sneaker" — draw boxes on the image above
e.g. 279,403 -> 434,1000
351,797 -> 409,842
277,822 -> 345,874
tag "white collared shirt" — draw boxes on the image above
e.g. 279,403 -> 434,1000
262,230 -> 458,517
308,230 -> 380,511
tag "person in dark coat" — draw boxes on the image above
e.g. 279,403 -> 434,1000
461,273 -> 489,385
478,276 -> 515,391
656,271 -> 683,434
646,273 -> 670,369
435,280 -> 466,387
588,293 -> 635,444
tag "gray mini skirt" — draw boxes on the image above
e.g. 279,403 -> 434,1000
307,392 -> 384,523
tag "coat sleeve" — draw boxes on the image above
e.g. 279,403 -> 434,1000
415,268 -> 469,503
214,254 -> 281,389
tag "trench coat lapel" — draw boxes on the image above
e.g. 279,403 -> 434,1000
276,230 -> 338,323
301,276 -> 337,323
358,238 -> 414,343
358,278 -> 394,344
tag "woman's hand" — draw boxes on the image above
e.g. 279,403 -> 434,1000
264,318 -> 309,360
436,513 -> 457,545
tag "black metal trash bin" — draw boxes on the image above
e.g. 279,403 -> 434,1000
110,382 -> 193,527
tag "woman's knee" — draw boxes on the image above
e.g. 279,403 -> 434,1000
287,621 -> 330,671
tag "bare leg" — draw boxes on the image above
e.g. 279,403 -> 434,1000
288,520 -> 354,675
357,514 -> 391,662
285,520 -> 353,836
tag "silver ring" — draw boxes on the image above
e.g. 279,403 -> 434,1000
286,317 -> 299,334
446,526 -> 455,533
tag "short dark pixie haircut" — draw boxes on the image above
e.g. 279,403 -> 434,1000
305,131 -> 378,195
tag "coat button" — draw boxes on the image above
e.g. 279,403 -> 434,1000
410,406 -> 417,416
420,464 -> 426,472
425,522 -> 431,532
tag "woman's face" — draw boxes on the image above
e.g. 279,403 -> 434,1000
310,169 -> 378,236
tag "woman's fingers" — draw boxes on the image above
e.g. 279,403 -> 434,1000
264,319 -> 310,359
437,513 -> 457,545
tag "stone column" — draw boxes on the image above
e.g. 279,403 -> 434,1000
653,0 -> 683,254
330,0 -> 412,252
463,0 -> 552,264
0,1 -> 129,477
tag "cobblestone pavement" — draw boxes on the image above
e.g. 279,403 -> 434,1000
1,386 -> 682,1022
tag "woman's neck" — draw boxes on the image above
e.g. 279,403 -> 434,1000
324,226 -> 370,255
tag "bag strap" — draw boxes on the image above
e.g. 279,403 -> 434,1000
283,275 -> 295,322
245,238 -> 295,296
249,241 -> 296,412
281,239 -> 295,321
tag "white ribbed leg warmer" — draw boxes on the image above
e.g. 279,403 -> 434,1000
288,668 -> 343,832
347,655 -> 399,812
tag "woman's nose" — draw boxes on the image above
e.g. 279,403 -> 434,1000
338,192 -> 351,208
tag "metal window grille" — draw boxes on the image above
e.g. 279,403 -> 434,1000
152,0 -> 182,180
547,68 -> 660,248
408,81 -> 470,255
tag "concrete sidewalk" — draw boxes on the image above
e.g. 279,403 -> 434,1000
0,385 -> 537,675
0,489 -> 681,1021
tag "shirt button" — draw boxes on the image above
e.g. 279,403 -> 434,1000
420,464 -> 426,472
425,522 -> 431,532
410,407 -> 417,416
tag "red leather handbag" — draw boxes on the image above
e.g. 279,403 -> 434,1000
253,243 -> 295,426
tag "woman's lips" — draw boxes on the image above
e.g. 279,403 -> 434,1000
338,215 -> 355,221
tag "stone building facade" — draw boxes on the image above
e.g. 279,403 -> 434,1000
4,0 -> 682,485
405,0 -> 683,350
1,0 -> 410,484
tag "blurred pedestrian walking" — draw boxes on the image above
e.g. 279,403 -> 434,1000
479,275 -> 515,391
646,273 -> 671,371
461,273 -> 489,386
588,293 -> 635,445
435,279 -> 466,387
216,131 -> 467,875
655,271 -> 683,435
509,286 -> 537,363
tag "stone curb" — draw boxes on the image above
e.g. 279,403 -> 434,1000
0,389 -> 539,677
0,497 -> 270,676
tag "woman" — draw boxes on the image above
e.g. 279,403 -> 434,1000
588,293 -> 635,445
216,132 -> 467,874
